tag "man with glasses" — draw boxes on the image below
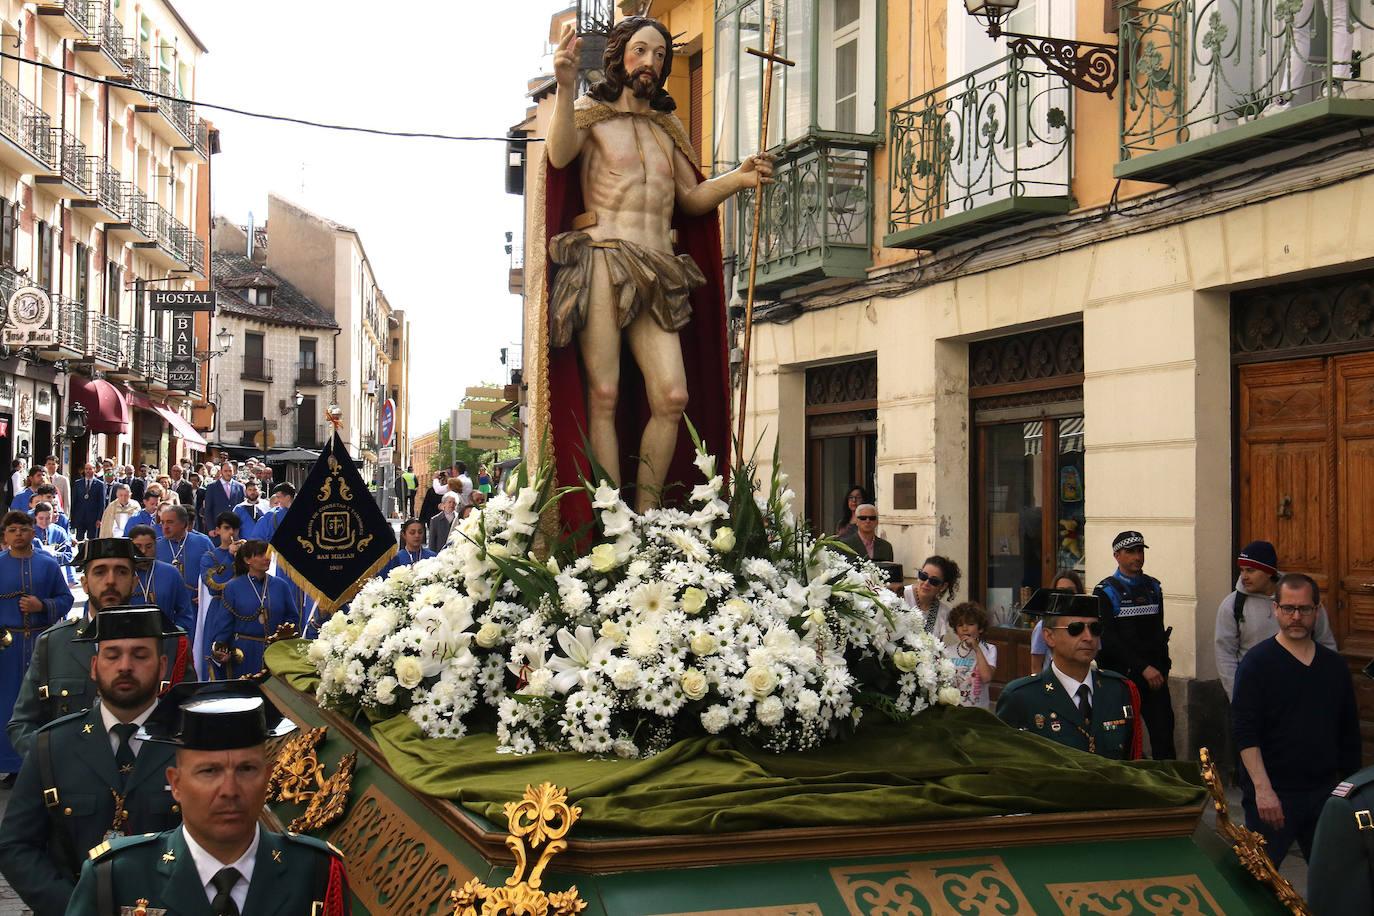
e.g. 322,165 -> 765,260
837,504 -> 893,563
996,588 -> 1141,760
1231,572 -> 1360,867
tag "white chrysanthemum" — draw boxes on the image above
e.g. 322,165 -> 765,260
630,580 -> 675,617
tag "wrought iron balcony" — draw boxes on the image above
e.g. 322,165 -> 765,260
74,2 -> 127,76
886,53 -> 1074,251
184,234 -> 206,278
143,335 -> 168,386
297,363 -> 325,386
241,355 -> 273,382
107,183 -> 154,244
132,63 -> 199,151
81,156 -> 123,222
48,295 -> 88,355
119,328 -> 147,377
35,129 -> 93,198
88,311 -> 122,365
0,267 -> 20,318
0,79 -> 55,174
1117,1 -> 1374,183
735,136 -> 875,294
35,0 -> 90,39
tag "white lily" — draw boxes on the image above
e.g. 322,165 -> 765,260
592,481 -> 622,510
546,625 -> 617,694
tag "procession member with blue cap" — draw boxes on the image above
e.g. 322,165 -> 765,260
996,588 -> 1142,760
0,607 -> 185,916
68,681 -> 351,915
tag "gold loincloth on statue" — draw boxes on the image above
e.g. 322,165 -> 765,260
547,229 -> 705,349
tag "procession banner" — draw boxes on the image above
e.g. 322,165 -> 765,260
270,430 -> 396,614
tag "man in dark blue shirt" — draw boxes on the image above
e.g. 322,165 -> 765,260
1232,572 -> 1360,867
1094,530 -> 1174,759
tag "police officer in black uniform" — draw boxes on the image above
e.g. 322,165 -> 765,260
0,608 -> 185,916
1094,530 -> 1175,759
68,681 -> 352,915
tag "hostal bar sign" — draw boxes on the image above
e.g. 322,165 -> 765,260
149,290 -> 214,391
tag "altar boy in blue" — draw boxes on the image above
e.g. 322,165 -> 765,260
208,539 -> 299,679
382,518 -> 437,576
0,510 -> 74,772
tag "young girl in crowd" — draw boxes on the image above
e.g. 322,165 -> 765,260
948,601 -> 997,709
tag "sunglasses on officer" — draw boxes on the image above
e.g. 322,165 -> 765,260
1049,621 -> 1104,637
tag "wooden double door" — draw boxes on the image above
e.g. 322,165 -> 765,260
1238,352 -> 1374,653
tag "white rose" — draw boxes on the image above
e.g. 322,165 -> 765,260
486,542 -> 510,559
600,619 -> 627,646
475,622 -> 504,649
744,666 -> 777,698
681,586 -> 707,616
711,527 -> 736,553
373,675 -> 398,706
681,669 -> 709,701
590,543 -> 619,573
893,650 -> 919,672
938,686 -> 962,706
395,656 -> 424,690
690,632 -> 718,656
724,598 -> 751,622
755,695 -> 785,727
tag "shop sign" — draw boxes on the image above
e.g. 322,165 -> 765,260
148,289 -> 215,311
168,311 -> 198,391
4,286 -> 57,347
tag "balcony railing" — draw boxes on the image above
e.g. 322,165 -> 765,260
143,335 -> 168,384
0,79 -> 55,168
53,130 -> 92,192
1118,0 -> 1374,183
0,267 -> 19,318
87,2 -> 125,61
241,355 -> 272,381
736,137 -> 875,293
118,183 -> 152,236
144,200 -> 192,264
121,328 -> 147,375
93,156 -> 120,215
297,363 -> 324,386
52,295 -> 87,353
88,311 -> 121,363
886,52 -> 1074,251
37,0 -> 90,36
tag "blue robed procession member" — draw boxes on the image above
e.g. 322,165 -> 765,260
208,540 -> 299,679
32,502 -> 73,568
270,432 -> 396,637
154,505 -> 212,650
0,511 -> 74,773
126,525 -> 195,634
68,680 -> 351,916
381,518 -> 437,577
197,513 -> 241,680
0,607 -> 185,916
232,479 -> 267,540
123,487 -> 165,536
7,539 -> 194,761
9,466 -> 45,513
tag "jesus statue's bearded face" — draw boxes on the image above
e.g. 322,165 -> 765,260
622,25 -> 668,99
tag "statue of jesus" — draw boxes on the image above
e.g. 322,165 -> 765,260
545,17 -> 772,512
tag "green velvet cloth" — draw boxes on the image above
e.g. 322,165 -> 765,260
266,640 -> 1205,835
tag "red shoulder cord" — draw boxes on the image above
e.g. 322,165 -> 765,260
1125,678 -> 1144,760
165,636 -> 190,691
325,856 -> 349,916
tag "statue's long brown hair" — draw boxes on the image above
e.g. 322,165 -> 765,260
588,17 -> 677,112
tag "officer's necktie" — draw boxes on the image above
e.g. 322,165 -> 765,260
111,723 -> 138,788
210,866 -> 241,916
1076,684 -> 1093,725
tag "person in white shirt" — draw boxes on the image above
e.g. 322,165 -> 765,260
454,461 -> 474,511
42,455 -> 69,514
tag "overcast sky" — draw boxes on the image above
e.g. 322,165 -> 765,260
176,0 -> 565,435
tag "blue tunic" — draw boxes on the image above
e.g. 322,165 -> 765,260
233,503 -> 267,540
382,546 -> 436,576
209,573 -> 299,678
33,525 -> 72,567
134,559 -> 196,634
196,545 -> 237,680
125,509 -> 162,534
154,531 -> 212,612
9,488 -> 34,512
0,550 -> 74,771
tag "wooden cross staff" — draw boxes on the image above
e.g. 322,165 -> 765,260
735,15 -> 794,451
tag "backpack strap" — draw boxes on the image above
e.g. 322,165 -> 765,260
96,856 -> 114,916
1233,591 -> 1248,629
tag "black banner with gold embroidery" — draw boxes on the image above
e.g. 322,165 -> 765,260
270,430 -> 397,614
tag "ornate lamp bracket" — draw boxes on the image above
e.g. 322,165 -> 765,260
997,29 -> 1119,98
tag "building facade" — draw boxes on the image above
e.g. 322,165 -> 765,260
207,221 -> 339,456
387,302 -> 410,469
515,2 -> 1374,754
0,0 -> 213,475
244,194 -> 405,481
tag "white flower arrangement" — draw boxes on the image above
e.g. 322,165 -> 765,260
309,425 -> 959,757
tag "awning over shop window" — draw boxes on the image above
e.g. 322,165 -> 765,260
1023,418 -> 1085,457
157,405 -> 207,451
68,376 -> 129,434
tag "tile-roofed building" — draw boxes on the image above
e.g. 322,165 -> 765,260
211,252 -> 339,330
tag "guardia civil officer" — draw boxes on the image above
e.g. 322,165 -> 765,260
0,608 -> 185,916
1094,530 -> 1175,759
996,588 -> 1142,760
67,681 -> 352,915
8,539 -> 195,759
1307,660 -> 1374,914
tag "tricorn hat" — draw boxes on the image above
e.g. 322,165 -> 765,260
72,606 -> 183,643
1021,588 -> 1110,619
136,681 -> 296,749
73,537 -> 141,570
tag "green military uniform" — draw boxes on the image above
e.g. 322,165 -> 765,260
1307,764 -> 1374,913
0,704 -> 180,915
7,612 -> 193,759
70,827 -> 346,916
996,665 -> 1140,760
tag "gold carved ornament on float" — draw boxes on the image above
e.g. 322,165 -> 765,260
266,725 -> 357,834
1200,747 -> 1311,915
451,782 -> 588,916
